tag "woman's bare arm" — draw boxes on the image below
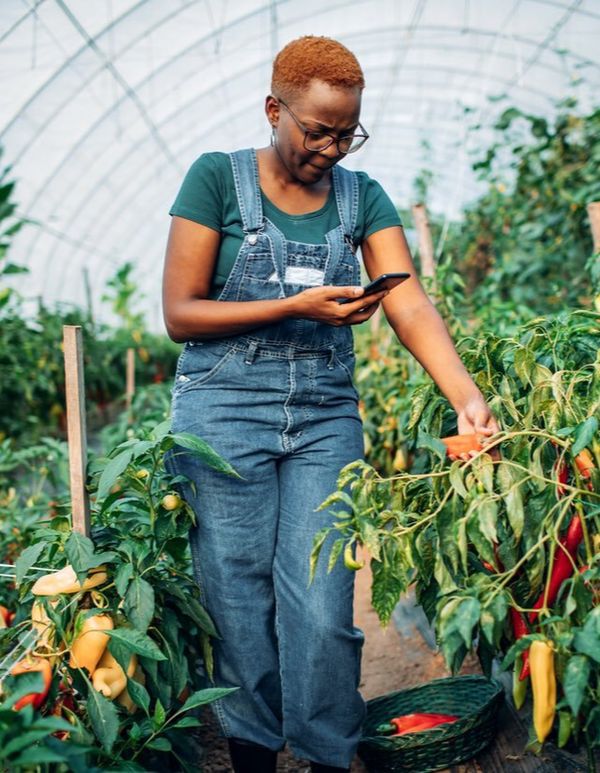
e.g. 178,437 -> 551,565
162,216 -> 387,342
361,225 -> 499,438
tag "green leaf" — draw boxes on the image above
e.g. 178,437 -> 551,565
309,526 -> 330,585
454,597 -> 481,648
169,716 -> 202,729
571,416 -> 599,456
478,499 -> 498,545
497,463 -> 525,542
9,748 -> 69,766
449,462 -> 468,499
152,698 -> 166,731
97,448 -> 134,501
152,420 -> 172,441
434,553 -> 458,594
416,429 -> 446,460
87,683 -> 120,753
114,563 -> 134,597
105,628 -> 167,661
2,726 -> 70,757
124,577 -> 155,633
327,538 -> 345,573
573,608 -> 600,664
15,542 -> 45,586
473,454 -> 494,494
177,687 -> 239,715
563,655 -> 591,715
180,596 -> 219,638
146,737 -> 172,752
370,558 -> 406,626
172,433 -> 241,478
127,678 -> 151,716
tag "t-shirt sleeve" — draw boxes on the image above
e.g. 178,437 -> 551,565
361,174 -> 402,241
169,153 -> 223,232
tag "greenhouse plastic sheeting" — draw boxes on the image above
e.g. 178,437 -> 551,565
1,0 -> 599,328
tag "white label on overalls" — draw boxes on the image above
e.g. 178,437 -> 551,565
271,266 -> 324,286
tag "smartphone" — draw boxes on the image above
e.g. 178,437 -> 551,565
337,272 -> 410,304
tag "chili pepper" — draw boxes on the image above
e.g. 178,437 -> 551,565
575,449 -> 594,479
343,542 -> 364,571
513,655 -> 528,710
557,710 -> 572,749
529,514 -> 583,624
10,655 -> 52,711
530,639 -> 556,744
32,564 -> 108,596
92,650 -> 137,700
554,459 -> 569,497
69,611 -> 114,674
509,608 -> 531,679
376,712 -> 459,736
441,434 -> 500,461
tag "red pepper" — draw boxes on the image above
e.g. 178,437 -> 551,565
10,656 -> 52,711
554,459 -> 569,497
529,514 -> 583,624
377,712 -> 459,736
509,607 -> 531,680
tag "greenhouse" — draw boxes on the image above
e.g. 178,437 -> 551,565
0,1 -> 599,771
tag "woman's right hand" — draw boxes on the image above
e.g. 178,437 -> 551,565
289,285 -> 389,326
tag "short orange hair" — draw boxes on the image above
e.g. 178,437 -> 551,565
271,36 -> 365,102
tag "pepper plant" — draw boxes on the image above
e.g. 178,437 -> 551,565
312,309 -> 600,755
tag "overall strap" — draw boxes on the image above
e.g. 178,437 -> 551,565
229,148 -> 264,234
331,164 -> 360,248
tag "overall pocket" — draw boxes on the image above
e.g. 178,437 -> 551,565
173,342 -> 236,394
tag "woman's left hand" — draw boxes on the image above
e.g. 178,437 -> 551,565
452,394 -> 501,461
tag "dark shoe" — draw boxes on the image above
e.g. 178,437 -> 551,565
309,763 -> 350,773
226,737 -> 278,773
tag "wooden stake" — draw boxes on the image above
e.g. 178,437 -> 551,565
126,348 -> 135,412
587,201 -> 600,252
412,203 -> 436,298
62,325 -> 90,537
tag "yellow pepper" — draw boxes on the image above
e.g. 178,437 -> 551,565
343,542 -> 365,571
69,612 -> 114,674
530,639 -> 556,744
92,649 -> 137,700
32,564 -> 107,596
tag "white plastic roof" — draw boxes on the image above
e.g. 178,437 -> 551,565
2,0 -> 599,330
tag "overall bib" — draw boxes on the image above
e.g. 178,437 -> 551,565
169,148 -> 367,768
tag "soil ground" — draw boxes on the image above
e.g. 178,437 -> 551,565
195,546 -> 480,772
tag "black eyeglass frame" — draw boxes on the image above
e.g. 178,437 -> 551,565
277,98 -> 369,155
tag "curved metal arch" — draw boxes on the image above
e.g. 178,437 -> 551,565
0,0 -> 202,141
29,40 -> 560,261
36,55 -> 554,284
13,5 -> 591,240
6,6 -> 597,169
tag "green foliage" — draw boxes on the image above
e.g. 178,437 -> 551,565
0,416 -> 239,770
313,309 -> 600,752
426,101 -> 599,315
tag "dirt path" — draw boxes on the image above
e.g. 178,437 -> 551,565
197,546 -> 479,772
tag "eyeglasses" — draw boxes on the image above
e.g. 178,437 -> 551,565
278,99 -> 369,154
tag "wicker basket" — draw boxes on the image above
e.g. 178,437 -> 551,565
357,675 -> 504,773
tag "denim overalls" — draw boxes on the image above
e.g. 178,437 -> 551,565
169,148 -> 367,768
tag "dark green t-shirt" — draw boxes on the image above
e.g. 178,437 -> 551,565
169,151 -> 402,297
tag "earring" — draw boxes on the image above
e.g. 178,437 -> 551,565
270,126 -> 276,147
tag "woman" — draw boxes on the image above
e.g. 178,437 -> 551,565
163,35 -> 498,773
